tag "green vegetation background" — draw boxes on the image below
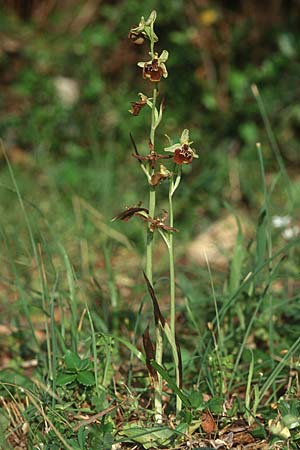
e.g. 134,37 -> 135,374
2,0 -> 300,318
1,2 -> 300,447
1,0 -> 300,228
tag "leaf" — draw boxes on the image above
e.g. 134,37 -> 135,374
153,98 -> 165,129
152,316 -> 183,389
0,408 -> 9,435
256,209 -> 267,268
228,213 -> 244,295
0,408 -> 11,450
141,275 -> 183,391
65,439 -> 81,450
201,409 -> 217,433
269,419 -> 291,439
282,414 -> 300,430
77,358 -> 92,371
175,336 -> 183,388
114,336 -> 146,363
129,132 -> 139,155
151,360 -> 190,407
143,272 -> 165,326
192,448 -> 215,450
77,426 -> 87,448
73,405 -> 117,432
64,350 -> 82,370
118,424 -> 174,449
77,371 -> 95,386
207,396 -> 224,414
188,391 -> 205,409
142,324 -> 158,384
188,419 -> 202,434
56,372 -> 77,386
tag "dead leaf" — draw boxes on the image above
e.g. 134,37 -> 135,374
232,430 -> 255,445
201,409 -> 217,433
142,324 -> 158,385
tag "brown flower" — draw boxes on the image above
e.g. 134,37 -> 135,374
164,129 -> 198,165
173,144 -> 195,165
138,51 -> 168,83
132,139 -> 172,170
129,93 -> 148,116
150,164 -> 171,186
128,30 -> 145,45
128,11 -> 158,44
112,205 -> 148,222
143,58 -> 163,81
142,210 -> 178,233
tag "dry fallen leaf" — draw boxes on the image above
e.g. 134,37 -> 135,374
201,409 -> 217,433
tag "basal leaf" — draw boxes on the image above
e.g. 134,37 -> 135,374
119,424 -> 174,449
64,350 -> 82,370
77,371 -> 95,386
56,372 -> 77,386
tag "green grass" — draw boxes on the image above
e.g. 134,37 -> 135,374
2,4 -> 300,449
1,128 -> 300,449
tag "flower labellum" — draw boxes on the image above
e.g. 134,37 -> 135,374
138,50 -> 168,83
164,129 -> 198,165
143,58 -> 163,81
128,31 -> 145,45
173,144 -> 195,164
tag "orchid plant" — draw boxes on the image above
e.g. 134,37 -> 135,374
114,10 -> 198,422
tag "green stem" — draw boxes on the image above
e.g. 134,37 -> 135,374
145,83 -> 163,422
150,86 -> 157,143
146,85 -> 158,283
146,187 -> 155,283
154,324 -> 163,422
168,166 -> 181,339
169,191 -> 175,342
168,166 -> 182,416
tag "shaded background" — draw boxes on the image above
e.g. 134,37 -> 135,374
1,0 -> 300,252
